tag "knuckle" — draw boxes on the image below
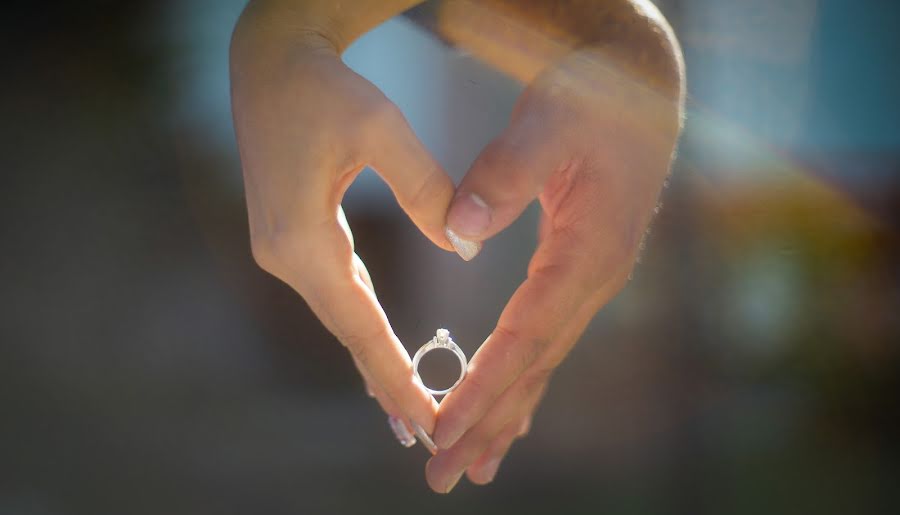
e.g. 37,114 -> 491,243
461,365 -> 491,398
405,164 -> 445,213
521,367 -> 551,397
348,335 -> 371,363
340,330 -> 373,368
469,423 -> 494,446
338,324 -> 390,370
461,418 -> 495,448
494,324 -> 547,373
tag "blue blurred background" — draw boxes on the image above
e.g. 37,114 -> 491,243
1,1 -> 898,513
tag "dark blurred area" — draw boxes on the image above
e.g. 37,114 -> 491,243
1,1 -> 898,514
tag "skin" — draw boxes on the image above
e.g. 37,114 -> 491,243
231,0 -> 684,494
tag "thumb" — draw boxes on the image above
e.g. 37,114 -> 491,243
367,103 -> 456,252
446,113 -> 564,260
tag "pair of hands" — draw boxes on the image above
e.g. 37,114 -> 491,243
231,31 -> 680,493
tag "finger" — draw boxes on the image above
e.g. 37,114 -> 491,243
432,287 -> 600,486
465,420 -> 522,485
337,205 -> 355,252
431,257 -> 577,449
352,355 -> 417,447
270,219 -> 440,434
444,98 -> 567,254
353,355 -> 376,398
343,220 -> 377,398
348,251 -> 420,448
320,265 -> 440,433
433,218 -> 630,450
427,377 -> 546,492
365,104 -> 456,252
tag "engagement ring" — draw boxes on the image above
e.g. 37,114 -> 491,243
412,328 -> 467,397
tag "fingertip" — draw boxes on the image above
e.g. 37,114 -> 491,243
431,421 -> 463,451
445,471 -> 464,493
445,227 -> 482,261
466,457 -> 501,485
432,387 -> 477,450
425,457 -> 447,494
426,457 -> 464,494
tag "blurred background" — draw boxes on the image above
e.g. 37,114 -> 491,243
1,0 -> 898,513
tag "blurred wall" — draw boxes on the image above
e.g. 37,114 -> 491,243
1,1 -> 898,514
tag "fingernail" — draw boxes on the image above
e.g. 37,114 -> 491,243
445,470 -> 465,493
479,457 -> 502,483
365,383 -> 375,398
388,416 -> 416,448
412,422 -> 438,455
445,227 -> 482,261
448,192 -> 492,238
433,426 -> 463,451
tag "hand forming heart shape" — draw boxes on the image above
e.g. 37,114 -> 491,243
231,1 -> 684,494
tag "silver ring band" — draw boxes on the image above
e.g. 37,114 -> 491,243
412,329 -> 467,397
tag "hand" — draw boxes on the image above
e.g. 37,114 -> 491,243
425,51 -> 684,492
231,25 -> 456,440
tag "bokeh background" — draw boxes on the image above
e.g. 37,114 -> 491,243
2,1 -> 898,513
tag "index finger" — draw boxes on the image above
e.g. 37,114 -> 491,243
274,218 -> 440,434
432,214 -> 634,450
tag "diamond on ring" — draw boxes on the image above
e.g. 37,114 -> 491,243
412,328 -> 467,397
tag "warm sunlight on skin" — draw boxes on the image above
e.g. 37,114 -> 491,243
231,0 -> 685,493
